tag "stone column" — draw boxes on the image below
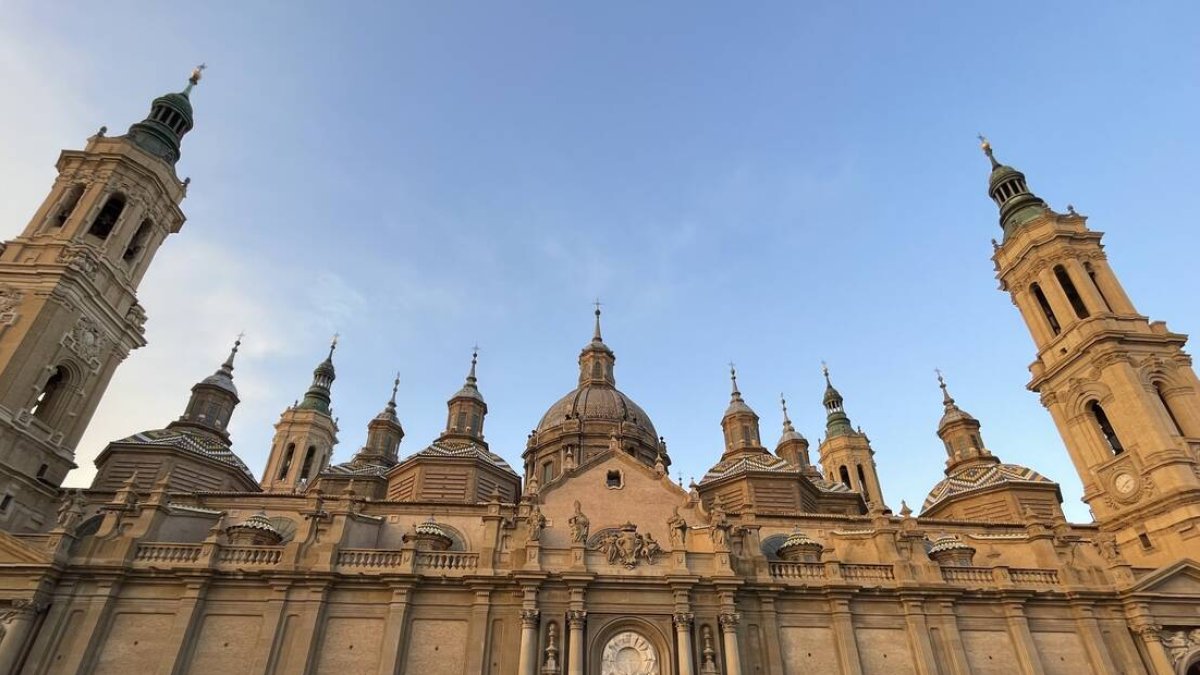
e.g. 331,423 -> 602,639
1131,624 -> 1176,675
673,612 -> 694,675
1036,267 -> 1078,330
718,613 -> 742,675
0,599 -> 44,675
1002,600 -> 1046,675
1070,603 -> 1117,674
829,595 -> 864,675
1065,259 -> 1109,316
377,586 -> 413,675
899,597 -> 939,675
518,609 -> 541,675
162,580 -> 209,675
567,611 -> 587,675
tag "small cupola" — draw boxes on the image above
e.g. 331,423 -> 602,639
979,135 -> 1047,236
126,65 -> 205,165
822,364 -> 853,438
443,349 -> 489,442
298,337 -> 338,415
720,366 -> 763,456
167,336 -> 242,441
775,394 -> 812,469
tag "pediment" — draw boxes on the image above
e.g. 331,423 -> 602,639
536,451 -> 699,549
0,530 -> 53,565
1127,558 -> 1200,596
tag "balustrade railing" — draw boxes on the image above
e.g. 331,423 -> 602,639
217,546 -> 282,566
338,549 -> 405,569
415,551 -> 479,571
840,563 -> 895,581
133,542 -> 203,564
940,566 -> 993,584
768,561 -> 825,579
1009,568 -> 1060,585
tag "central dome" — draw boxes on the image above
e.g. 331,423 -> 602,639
536,384 -> 658,440
523,309 -> 668,479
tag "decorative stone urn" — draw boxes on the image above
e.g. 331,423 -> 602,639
776,529 -> 823,563
927,534 -> 976,566
225,512 -> 283,546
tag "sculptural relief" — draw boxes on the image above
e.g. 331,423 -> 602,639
591,523 -> 662,569
601,631 -> 657,675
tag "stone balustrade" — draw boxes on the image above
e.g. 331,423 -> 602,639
1009,568 -> 1060,585
337,549 -> 407,569
133,542 -> 203,565
768,561 -> 825,579
940,566 -> 994,584
840,563 -> 896,582
415,551 -> 479,572
216,545 -> 283,567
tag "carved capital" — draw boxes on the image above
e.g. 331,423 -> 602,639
1,598 -> 47,623
672,612 -> 694,629
520,609 -> 541,629
1131,623 -> 1163,643
567,610 -> 588,629
717,612 -> 740,631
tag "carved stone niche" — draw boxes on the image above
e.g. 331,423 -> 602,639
403,517 -> 453,551
225,512 -> 283,546
776,529 -> 823,563
927,534 -> 976,566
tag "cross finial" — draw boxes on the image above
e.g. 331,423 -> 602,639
184,63 -> 207,95
821,360 -> 831,384
327,333 -> 339,359
781,393 -> 790,419
936,367 -> 955,407
728,362 -> 741,396
390,371 -> 400,403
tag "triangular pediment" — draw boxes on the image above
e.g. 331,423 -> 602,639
0,529 -> 53,565
1127,558 -> 1200,596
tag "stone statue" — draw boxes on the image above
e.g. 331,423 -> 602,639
527,503 -> 546,543
594,524 -> 660,568
642,532 -> 662,560
55,490 -> 85,532
568,500 -> 590,544
667,506 -> 687,546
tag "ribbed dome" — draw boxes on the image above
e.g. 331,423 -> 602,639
536,384 -> 658,440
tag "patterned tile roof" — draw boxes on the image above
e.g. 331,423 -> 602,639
921,462 -> 1057,513
113,428 -> 255,480
325,461 -> 391,477
399,437 -> 516,474
700,453 -> 799,483
809,477 -> 856,494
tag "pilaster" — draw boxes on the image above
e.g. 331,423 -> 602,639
376,585 -> 413,675
828,593 -> 863,675
1002,599 -> 1046,675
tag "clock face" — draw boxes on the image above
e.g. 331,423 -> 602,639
1114,472 -> 1137,495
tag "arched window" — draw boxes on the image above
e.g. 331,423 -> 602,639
123,220 -> 152,265
1054,265 -> 1089,319
455,411 -> 466,431
541,462 -> 554,484
88,193 -> 125,240
278,443 -> 295,480
300,445 -> 317,479
1156,383 -> 1185,437
838,465 -> 851,487
470,414 -> 480,433
52,185 -> 84,228
856,464 -> 868,493
1083,262 -> 1111,312
36,464 -> 47,480
1089,401 -> 1124,455
31,367 -> 67,421
1030,283 -> 1061,335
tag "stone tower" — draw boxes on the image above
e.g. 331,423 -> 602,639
260,341 -> 341,492
0,68 -> 204,531
817,366 -> 887,510
985,138 -> 1200,565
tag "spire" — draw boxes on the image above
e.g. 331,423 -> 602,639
593,299 -> 603,342
934,368 -> 979,434
723,363 -> 754,417
578,305 -> 616,386
375,372 -> 400,421
451,348 -> 485,402
822,363 -> 853,437
169,335 -> 243,438
183,63 -> 206,96
977,135 -> 1047,235
298,336 -> 338,415
778,393 -> 806,443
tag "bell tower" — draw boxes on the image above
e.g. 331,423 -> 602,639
0,67 -> 204,531
986,137 -> 1200,565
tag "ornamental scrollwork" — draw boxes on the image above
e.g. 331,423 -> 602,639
126,303 -> 147,334
1162,628 -> 1200,667
57,246 -> 100,280
0,286 -> 24,326
63,315 -> 108,366
519,609 -> 540,628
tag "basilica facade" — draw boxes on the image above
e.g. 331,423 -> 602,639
0,72 -> 1196,675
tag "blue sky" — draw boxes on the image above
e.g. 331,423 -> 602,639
2,3 -> 1198,522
